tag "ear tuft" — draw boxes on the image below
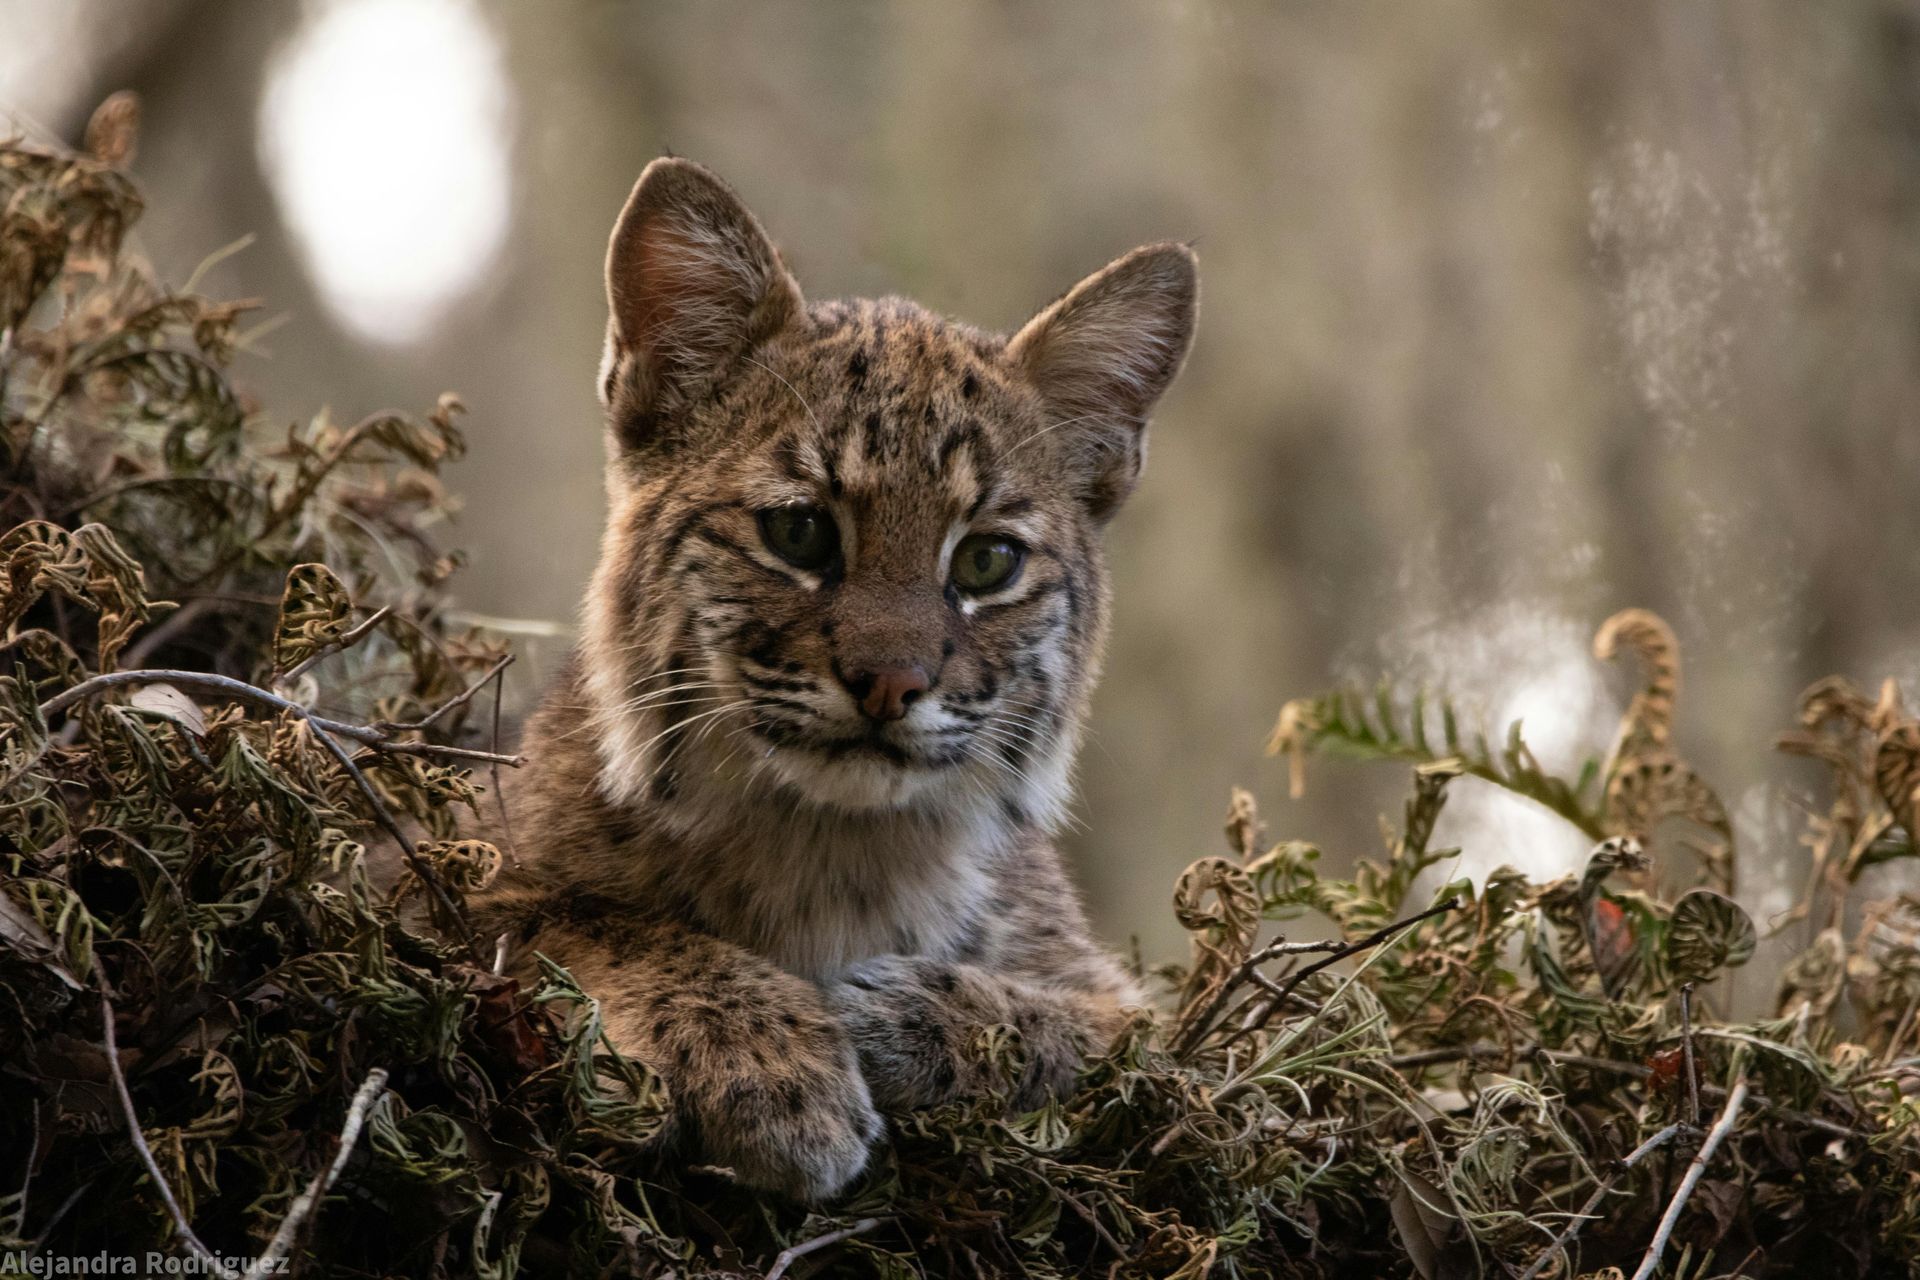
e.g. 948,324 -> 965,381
1007,243 -> 1197,520
600,158 -> 803,447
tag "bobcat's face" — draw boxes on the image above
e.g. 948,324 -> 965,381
581,160 -> 1195,830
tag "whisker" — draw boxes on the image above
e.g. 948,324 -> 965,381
630,702 -> 752,759
551,695 -> 735,742
742,355 -> 823,434
967,725 -> 1029,767
612,683 -> 733,711
708,723 -> 759,780
627,670 -> 736,688
984,708 -> 1052,734
1008,409 -> 1145,456
963,744 -> 1034,800
967,720 -> 1032,750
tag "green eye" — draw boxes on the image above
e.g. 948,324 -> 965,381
950,534 -> 1025,594
758,504 -> 839,571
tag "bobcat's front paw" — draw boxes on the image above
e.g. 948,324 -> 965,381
697,1038 -> 883,1201
827,955 -> 1090,1112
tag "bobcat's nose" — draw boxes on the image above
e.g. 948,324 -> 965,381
842,664 -> 930,722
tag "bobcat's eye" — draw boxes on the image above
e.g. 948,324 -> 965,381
950,534 -> 1025,594
758,504 -> 839,571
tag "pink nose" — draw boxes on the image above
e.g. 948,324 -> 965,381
849,665 -> 929,722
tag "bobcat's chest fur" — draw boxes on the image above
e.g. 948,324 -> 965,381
657,795 -> 1009,980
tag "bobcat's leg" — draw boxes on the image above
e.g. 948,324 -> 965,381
531,916 -> 881,1200
826,954 -> 1131,1111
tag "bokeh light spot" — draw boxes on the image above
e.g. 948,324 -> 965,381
258,0 -> 512,345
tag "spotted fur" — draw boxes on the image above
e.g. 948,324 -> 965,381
476,157 -> 1197,1201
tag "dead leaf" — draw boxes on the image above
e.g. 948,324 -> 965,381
128,681 -> 207,737
467,968 -> 552,1073
0,890 -> 84,989
1390,1170 -> 1452,1280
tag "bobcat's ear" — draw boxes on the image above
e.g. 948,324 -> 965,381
1006,244 -> 1197,521
600,158 -> 804,449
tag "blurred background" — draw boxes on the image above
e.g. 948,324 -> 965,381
6,0 -> 1919,968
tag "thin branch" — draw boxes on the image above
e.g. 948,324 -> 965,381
1630,1076 -> 1750,1280
490,662 -> 519,868
1386,1044 -> 1504,1071
1182,897 -> 1461,1058
15,1097 -> 40,1236
303,718 -> 477,951
38,668 -> 524,765
1533,1047 -> 1854,1136
100,990 -> 239,1280
1167,898 -> 1451,1059
120,598 -> 216,669
274,604 -> 393,685
29,1180 -> 93,1250
380,653 -> 512,732
1173,936 -> 1345,1058
1006,1162 -> 1128,1260
1517,1123 -> 1681,1280
102,986 -> 388,1279
1056,1188 -> 1128,1261
241,1068 -> 388,1280
351,739 -> 522,766
764,1217 -> 883,1280
1679,982 -> 1701,1129
1264,897 -> 1459,1018
52,473 -> 267,522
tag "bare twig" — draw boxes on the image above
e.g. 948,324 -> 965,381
1183,896 -> 1461,1058
1517,1123 -> 1681,1280
380,653 -> 512,733
1005,1162 -> 1128,1259
29,1180 -> 93,1249
303,719 -> 478,950
102,991 -> 389,1278
1630,1075 -> 1750,1280
490,661 -> 518,868
1056,1188 -> 1127,1261
242,1068 -> 388,1279
15,1098 -> 40,1235
1173,935 -> 1345,1058
274,604 -> 393,684
1264,897 -> 1459,1015
764,1217 -> 882,1280
1882,991 -> 1920,1067
1386,1044 -> 1507,1071
53,474 -> 267,523
100,990 -> 239,1280
120,598 -> 215,669
39,668 -> 524,766
348,739 -> 520,765
1679,982 -> 1702,1129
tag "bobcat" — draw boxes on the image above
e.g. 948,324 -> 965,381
476,157 -> 1196,1200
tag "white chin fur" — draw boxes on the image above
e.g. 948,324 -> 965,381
758,745 -> 961,813
763,734 -> 1077,829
